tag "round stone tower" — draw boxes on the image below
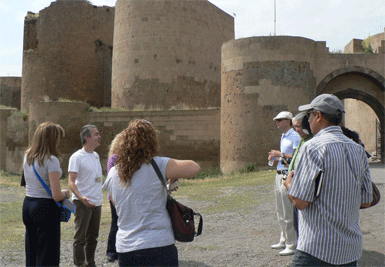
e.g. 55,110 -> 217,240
111,0 -> 234,110
21,0 -> 114,112
221,36 -> 319,173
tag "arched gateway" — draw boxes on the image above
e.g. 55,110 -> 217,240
221,36 -> 385,174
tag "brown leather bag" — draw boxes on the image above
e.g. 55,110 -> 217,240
360,182 -> 381,209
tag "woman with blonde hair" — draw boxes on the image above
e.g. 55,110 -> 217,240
103,119 -> 201,266
105,132 -> 124,262
22,122 -> 70,266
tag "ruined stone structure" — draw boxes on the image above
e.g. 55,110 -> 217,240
21,0 -> 114,112
221,36 -> 384,173
343,30 -> 384,155
111,0 -> 234,110
0,0 -> 384,175
0,77 -> 21,109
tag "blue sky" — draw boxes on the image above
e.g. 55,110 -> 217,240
1,0 -> 384,77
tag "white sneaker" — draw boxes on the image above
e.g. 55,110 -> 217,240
279,247 -> 296,256
271,243 -> 286,249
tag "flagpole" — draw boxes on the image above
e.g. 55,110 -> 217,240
274,0 -> 276,36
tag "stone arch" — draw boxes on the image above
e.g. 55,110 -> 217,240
316,66 -> 385,94
316,68 -> 385,163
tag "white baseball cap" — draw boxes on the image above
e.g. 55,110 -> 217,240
273,111 -> 293,121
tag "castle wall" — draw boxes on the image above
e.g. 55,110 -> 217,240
0,77 -> 22,109
344,99 -> 378,155
371,29 -> 384,53
3,102 -> 220,175
111,0 -> 234,110
21,1 -> 114,112
0,109 -> 29,174
344,39 -> 365,53
221,36 -> 320,173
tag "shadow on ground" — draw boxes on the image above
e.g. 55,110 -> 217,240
359,250 -> 385,267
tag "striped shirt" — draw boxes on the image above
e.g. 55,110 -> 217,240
289,126 -> 372,265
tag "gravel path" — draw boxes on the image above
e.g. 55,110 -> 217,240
1,163 -> 384,267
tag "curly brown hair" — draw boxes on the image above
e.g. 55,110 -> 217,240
115,119 -> 159,186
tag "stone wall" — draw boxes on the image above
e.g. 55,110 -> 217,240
0,109 -> 29,174
0,77 -> 22,109
21,1 -> 114,112
3,102 -> 220,175
111,0 -> 234,110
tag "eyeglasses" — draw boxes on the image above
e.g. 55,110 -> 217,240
276,119 -> 283,122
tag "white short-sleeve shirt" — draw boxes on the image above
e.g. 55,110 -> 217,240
24,155 -> 62,199
68,148 -> 103,206
102,156 -> 174,253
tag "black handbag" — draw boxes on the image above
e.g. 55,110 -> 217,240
151,159 -> 203,242
32,163 -> 76,222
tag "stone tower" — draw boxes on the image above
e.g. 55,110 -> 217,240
221,37 -> 320,173
21,0 -> 114,112
111,0 -> 234,110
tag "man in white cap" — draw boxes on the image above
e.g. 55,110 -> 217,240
268,111 -> 300,256
284,94 -> 372,266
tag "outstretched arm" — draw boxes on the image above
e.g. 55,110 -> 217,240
165,159 -> 202,188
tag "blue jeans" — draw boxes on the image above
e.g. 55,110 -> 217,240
291,250 -> 357,266
118,244 -> 178,266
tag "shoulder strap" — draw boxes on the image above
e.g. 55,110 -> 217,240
151,158 -> 167,189
33,162 -> 53,196
33,162 -> 62,207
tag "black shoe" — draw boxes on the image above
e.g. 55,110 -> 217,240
107,252 -> 118,262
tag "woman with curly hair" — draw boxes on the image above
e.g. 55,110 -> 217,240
22,122 -> 70,266
103,119 -> 201,267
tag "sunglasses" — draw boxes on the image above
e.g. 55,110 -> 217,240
306,110 -> 317,117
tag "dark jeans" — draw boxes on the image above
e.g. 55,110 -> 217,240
118,244 -> 178,267
73,200 -> 101,267
291,250 -> 357,267
22,196 -> 61,267
107,200 -> 118,255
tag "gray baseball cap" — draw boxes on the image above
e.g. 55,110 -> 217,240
298,94 -> 344,115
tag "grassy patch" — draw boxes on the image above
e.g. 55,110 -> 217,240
0,169 -> 275,252
174,170 -> 274,214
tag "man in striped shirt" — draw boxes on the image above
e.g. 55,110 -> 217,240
284,94 -> 372,266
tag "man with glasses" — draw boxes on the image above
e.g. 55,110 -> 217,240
268,111 -> 300,256
284,94 -> 372,266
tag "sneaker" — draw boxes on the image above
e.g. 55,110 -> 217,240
279,247 -> 296,256
107,252 -> 118,262
271,243 -> 286,249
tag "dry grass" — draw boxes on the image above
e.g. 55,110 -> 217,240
0,169 -> 275,251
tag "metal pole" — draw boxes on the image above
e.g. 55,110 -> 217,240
274,0 -> 276,36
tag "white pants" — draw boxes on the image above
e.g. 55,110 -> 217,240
274,173 -> 297,249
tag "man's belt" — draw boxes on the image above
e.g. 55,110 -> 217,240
277,170 -> 287,175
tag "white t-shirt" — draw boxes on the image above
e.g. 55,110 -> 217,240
102,156 -> 174,253
68,148 -> 103,206
24,154 -> 62,199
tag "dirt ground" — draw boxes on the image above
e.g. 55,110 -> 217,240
1,163 -> 384,267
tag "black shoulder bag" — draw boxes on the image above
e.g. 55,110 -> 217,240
151,159 -> 203,242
